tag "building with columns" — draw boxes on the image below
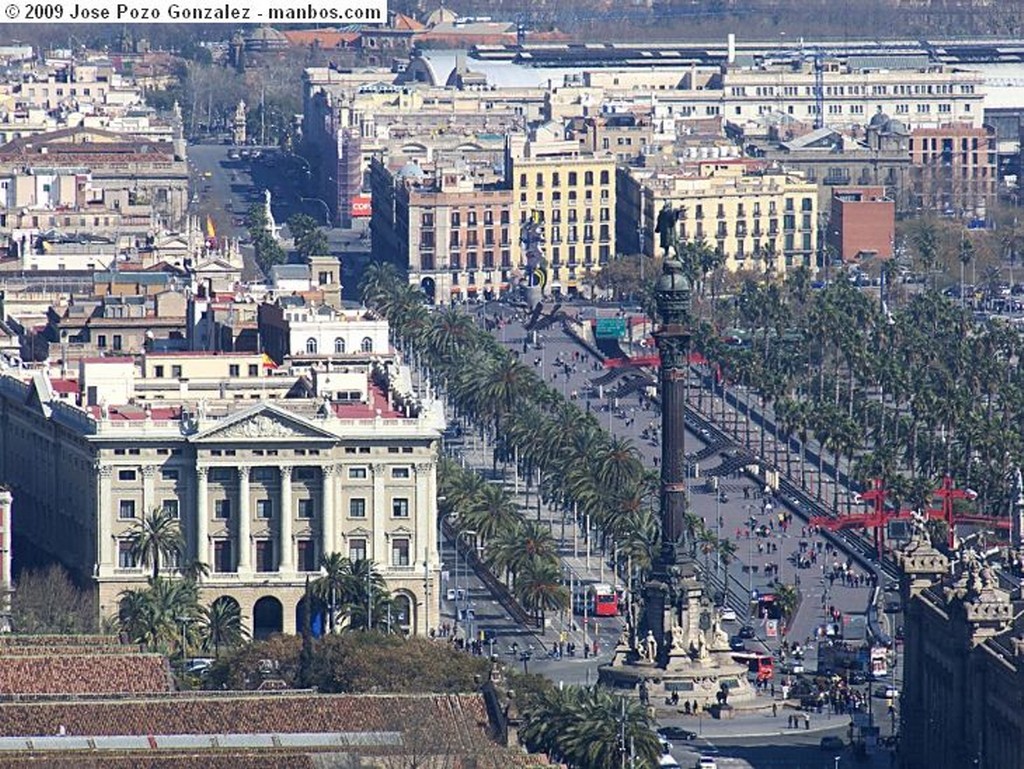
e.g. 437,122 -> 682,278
0,354 -> 444,638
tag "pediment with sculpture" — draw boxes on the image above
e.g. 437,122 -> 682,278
191,405 -> 337,443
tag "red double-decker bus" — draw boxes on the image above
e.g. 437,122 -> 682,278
574,583 -> 620,617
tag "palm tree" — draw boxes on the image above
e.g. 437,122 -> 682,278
774,583 -> 799,627
181,560 -> 210,584
126,508 -> 185,581
514,558 -> 569,626
314,552 -> 352,632
345,559 -> 393,631
200,596 -> 248,657
359,261 -> 402,307
461,483 -> 520,544
118,577 -> 200,653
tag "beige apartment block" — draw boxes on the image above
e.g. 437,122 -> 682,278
620,163 -> 818,274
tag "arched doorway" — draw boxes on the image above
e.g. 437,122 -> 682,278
295,594 -> 327,638
391,593 -> 414,636
253,596 -> 284,639
420,277 -> 436,304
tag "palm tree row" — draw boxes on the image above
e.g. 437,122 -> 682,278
440,457 -> 569,624
519,685 -> 661,769
690,264 -> 1024,531
361,264 -> 660,589
118,577 -> 247,658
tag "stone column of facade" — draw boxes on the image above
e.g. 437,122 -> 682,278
279,466 -> 293,571
97,465 -> 113,570
322,465 -> 337,560
141,465 -> 158,513
237,466 -> 251,573
196,466 -> 209,566
372,463 -> 387,566
415,460 -> 433,634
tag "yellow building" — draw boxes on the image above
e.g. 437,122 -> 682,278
508,127 -> 616,295
619,162 -> 819,275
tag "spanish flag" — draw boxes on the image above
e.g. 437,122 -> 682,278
261,353 -> 279,370
205,215 -> 216,239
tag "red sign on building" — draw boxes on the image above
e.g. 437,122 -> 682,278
351,195 -> 372,218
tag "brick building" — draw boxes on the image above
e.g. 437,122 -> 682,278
827,186 -> 895,262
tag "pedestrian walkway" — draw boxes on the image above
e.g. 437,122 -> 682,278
436,304 -> 876,668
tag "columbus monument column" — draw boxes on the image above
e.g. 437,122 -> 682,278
599,208 -> 752,708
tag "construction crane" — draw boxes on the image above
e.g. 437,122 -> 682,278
762,46 -> 837,130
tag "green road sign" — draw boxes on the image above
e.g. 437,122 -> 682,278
595,318 -> 627,339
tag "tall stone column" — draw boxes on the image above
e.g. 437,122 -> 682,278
97,465 -> 113,571
322,465 -> 337,560
279,466 -> 293,572
645,251 -> 692,664
196,466 -> 209,567
415,461 -> 434,635
141,465 -> 158,513
237,466 -> 251,573
372,463 -> 387,565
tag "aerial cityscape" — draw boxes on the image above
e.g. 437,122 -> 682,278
0,4 -> 1023,768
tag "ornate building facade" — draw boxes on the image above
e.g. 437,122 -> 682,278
0,353 -> 444,638
897,530 -> 1024,769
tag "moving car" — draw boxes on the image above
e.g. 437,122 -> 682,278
820,736 -> 845,750
738,625 -> 756,640
657,756 -> 681,768
696,757 -> 717,769
658,727 -> 697,742
729,636 -> 746,652
719,607 -> 738,622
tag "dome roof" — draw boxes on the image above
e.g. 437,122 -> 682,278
396,161 -> 426,181
869,111 -> 890,128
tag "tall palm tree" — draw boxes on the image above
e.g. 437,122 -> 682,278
514,558 -> 569,626
126,508 -> 185,581
200,596 -> 248,657
314,552 -> 352,632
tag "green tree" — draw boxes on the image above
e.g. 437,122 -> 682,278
200,596 -> 248,657
126,507 -> 186,581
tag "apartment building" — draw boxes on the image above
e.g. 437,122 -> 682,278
0,349 -> 444,638
907,122 -> 997,218
370,157 -> 517,304
507,128 -> 617,294
620,163 -> 819,274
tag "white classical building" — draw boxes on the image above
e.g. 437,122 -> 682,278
258,298 -> 390,363
0,353 -> 443,638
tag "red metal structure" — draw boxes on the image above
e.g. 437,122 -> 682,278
810,476 -> 1011,554
810,478 -> 910,557
923,475 -> 1009,549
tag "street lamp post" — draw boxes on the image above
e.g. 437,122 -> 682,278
457,530 -> 477,638
300,197 -> 332,227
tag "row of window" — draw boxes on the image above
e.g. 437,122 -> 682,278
121,463 -> 418,484
729,83 -> 974,97
118,495 -> 407,520
523,189 -> 610,205
303,337 -> 374,355
518,170 -> 612,188
117,535 -> 411,573
442,209 -> 511,227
